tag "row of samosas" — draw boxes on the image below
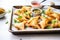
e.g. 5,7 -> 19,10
13,6 -> 60,30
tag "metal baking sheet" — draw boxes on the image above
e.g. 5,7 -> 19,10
9,5 -> 60,35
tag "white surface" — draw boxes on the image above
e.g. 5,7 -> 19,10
0,0 -> 60,40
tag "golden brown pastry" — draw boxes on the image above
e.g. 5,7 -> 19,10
14,22 -> 25,30
0,8 -> 5,14
26,16 -> 40,29
45,7 -> 54,16
39,15 -> 53,29
51,12 -> 60,20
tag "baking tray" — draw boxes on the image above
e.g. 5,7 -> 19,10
9,5 -> 60,35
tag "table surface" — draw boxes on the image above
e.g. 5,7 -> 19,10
0,0 -> 60,40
